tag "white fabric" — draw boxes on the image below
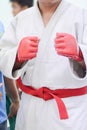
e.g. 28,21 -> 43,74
0,0 -> 87,130
16,92 -> 87,130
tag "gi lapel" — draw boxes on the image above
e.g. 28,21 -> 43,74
34,0 -> 70,59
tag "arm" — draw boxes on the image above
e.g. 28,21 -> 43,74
0,16 -> 27,79
77,60 -> 86,69
4,76 -> 20,118
75,48 -> 86,69
69,48 -> 86,78
13,36 -> 39,71
70,59 -> 86,78
13,61 -> 25,72
0,19 -> 39,78
55,33 -> 87,78
69,10 -> 87,77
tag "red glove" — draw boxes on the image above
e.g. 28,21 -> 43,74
17,36 -> 39,62
55,33 -> 83,61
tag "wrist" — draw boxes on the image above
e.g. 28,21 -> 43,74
79,48 -> 83,60
73,48 -> 83,62
11,96 -> 20,103
12,99 -> 20,104
16,55 -> 25,64
13,56 -> 26,71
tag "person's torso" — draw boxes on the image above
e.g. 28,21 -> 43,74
15,0 -> 87,89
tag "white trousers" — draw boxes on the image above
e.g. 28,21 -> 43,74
15,93 -> 87,130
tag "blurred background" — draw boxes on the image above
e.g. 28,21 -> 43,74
0,0 -> 87,28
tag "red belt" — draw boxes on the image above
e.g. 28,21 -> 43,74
17,78 -> 87,120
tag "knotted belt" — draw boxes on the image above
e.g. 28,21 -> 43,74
17,78 -> 87,120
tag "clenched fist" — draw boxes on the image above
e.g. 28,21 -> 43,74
8,100 -> 19,118
17,36 -> 39,62
55,33 -> 83,61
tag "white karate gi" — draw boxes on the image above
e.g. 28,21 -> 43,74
0,0 -> 87,130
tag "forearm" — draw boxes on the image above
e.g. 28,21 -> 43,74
70,59 -> 86,78
13,60 -> 24,72
77,47 -> 86,69
73,48 -> 86,72
4,77 -> 20,102
12,58 -> 27,72
78,60 -> 86,69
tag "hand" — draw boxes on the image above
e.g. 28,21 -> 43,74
0,83 -> 2,101
8,100 -> 20,118
17,36 -> 39,62
55,33 -> 83,61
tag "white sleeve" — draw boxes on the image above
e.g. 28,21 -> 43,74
69,10 -> 87,78
79,10 -> 87,76
0,18 -> 27,79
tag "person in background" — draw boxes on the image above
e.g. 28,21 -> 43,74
5,77 -> 19,130
0,20 -> 8,130
10,0 -> 34,16
0,21 -> 20,130
0,75 -> 7,130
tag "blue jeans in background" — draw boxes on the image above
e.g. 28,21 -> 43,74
0,121 -> 7,130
